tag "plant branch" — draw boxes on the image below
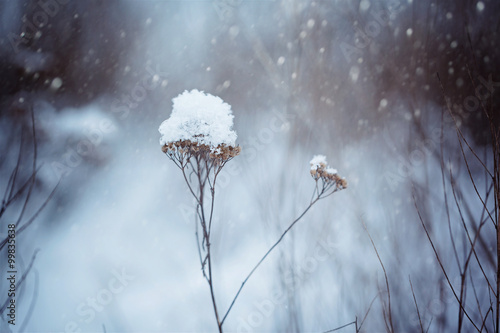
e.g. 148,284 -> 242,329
221,192 -> 323,325
413,188 -> 481,332
361,219 -> 394,333
409,276 -> 425,333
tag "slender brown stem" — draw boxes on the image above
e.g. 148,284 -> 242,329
409,276 -> 425,333
495,201 -> 500,333
179,152 -> 223,332
321,320 -> 357,332
0,249 -> 40,313
358,294 -> 378,332
361,219 -> 394,333
413,188 -> 481,332
207,173 -> 218,239
221,194 -> 321,325
169,146 -> 343,331
206,241 -> 222,332
436,67 -> 499,331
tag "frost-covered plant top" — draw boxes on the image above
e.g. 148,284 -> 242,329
158,89 -> 243,332
159,90 -> 240,162
310,154 -> 347,191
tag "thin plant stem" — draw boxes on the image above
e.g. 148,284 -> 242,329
361,219 -> 394,333
221,191 -> 324,325
413,188 -> 481,332
0,249 -> 39,314
322,320 -> 357,332
166,140 -> 345,331
409,276 -> 425,333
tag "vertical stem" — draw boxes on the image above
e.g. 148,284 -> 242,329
496,164 -> 499,333
195,157 -> 223,332
495,220 -> 500,333
207,241 -> 222,332
221,197 -> 320,325
494,131 -> 499,333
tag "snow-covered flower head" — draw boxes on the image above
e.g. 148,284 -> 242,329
159,90 -> 241,162
310,154 -> 347,189
310,155 -> 328,171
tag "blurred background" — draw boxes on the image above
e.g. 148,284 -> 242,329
0,0 -> 499,332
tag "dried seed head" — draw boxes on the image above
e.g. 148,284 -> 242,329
309,154 -> 346,191
162,137 -> 241,166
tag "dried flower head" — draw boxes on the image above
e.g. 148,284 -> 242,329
159,90 -> 241,164
310,154 -> 347,190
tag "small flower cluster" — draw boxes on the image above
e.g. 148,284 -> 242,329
310,155 -> 347,189
162,139 -> 241,164
209,144 -> 242,161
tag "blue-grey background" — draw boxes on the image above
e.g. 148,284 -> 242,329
0,0 -> 498,332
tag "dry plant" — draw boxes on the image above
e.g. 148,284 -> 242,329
0,110 -> 58,330
159,90 -> 347,332
411,64 -> 499,331
362,219 -> 395,333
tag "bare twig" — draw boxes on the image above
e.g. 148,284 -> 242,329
358,294 -> 379,331
322,319 -> 357,332
469,269 -> 487,333
221,194 -> 321,325
413,187 -> 481,332
19,270 -> 39,332
435,63 -> 499,331
409,276 -> 425,333
0,249 -> 40,314
361,219 -> 394,333
221,178 -> 343,326
164,135 -> 345,331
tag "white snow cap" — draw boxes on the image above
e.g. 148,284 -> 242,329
159,89 -> 237,148
325,167 -> 338,175
310,155 -> 327,170
310,155 -> 337,174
